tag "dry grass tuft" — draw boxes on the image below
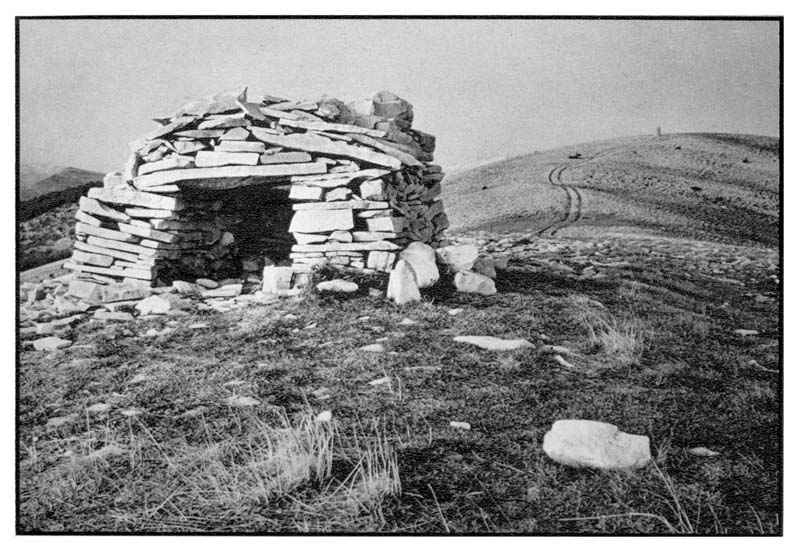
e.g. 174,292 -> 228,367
21,409 -> 401,532
579,310 -> 651,367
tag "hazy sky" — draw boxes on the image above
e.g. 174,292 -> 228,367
19,18 -> 779,172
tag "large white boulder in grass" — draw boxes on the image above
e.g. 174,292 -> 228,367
542,420 -> 652,470
399,242 -> 439,288
386,259 -> 421,305
454,271 -> 496,295
436,244 -> 479,272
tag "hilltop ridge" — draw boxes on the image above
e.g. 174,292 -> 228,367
442,133 -> 779,247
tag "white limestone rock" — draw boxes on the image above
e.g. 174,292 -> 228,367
195,278 -> 219,289
493,256 -> 509,270
472,258 -> 497,279
542,419 -> 652,470
135,294 -> 185,315
454,271 -> 496,295
93,310 -> 135,322
399,242 -> 439,288
436,244 -> 479,271
289,209 -> 354,233
360,343 -> 385,352
453,335 -> 534,351
316,279 -> 359,293
32,337 -> 73,351
172,280 -> 199,294
386,259 -> 421,305
367,251 -> 396,272
67,280 -> 104,302
54,295 -> 91,316
225,395 -> 260,408
262,266 -> 294,294
202,284 -> 243,298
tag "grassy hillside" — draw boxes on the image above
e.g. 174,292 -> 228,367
443,133 -> 779,247
17,164 -> 104,270
19,234 -> 780,533
19,166 -> 103,221
18,203 -> 77,271
17,134 -> 781,533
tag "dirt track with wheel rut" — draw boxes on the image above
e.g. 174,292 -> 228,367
537,145 -> 629,237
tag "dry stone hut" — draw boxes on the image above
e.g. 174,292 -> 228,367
66,87 -> 448,289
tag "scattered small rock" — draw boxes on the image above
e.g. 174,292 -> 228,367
32,337 -> 73,351
262,266 -> 294,294
454,271 -> 497,295
399,242 -> 440,288
436,244 -> 479,272
386,259 -> 421,305
553,355 -> 577,369
493,256 -> 509,270
181,406 -> 208,418
745,359 -> 779,373
54,295 -> 91,316
471,258 -> 497,279
360,343 -> 385,352
46,413 -> 78,429
172,280 -> 199,294
225,395 -> 261,408
128,373 -> 152,384
85,444 -> 127,461
734,329 -> 759,337
453,335 -> 534,351
447,308 -> 464,316
135,294 -> 183,315
688,446 -> 720,457
203,284 -> 243,298
316,410 -> 332,423
26,284 -> 47,304
399,318 -> 417,325
312,387 -> 331,400
316,279 -> 359,293
87,403 -> 112,414
93,310 -> 135,322
539,345 -> 574,355
195,278 -> 219,289
449,421 -> 471,430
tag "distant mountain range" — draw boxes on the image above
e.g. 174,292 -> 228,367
19,163 -> 104,220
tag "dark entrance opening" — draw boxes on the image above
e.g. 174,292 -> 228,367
165,182 -> 294,283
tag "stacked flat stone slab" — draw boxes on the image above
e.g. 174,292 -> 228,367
65,86 -> 448,286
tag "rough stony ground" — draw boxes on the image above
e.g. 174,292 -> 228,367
17,232 -> 781,534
